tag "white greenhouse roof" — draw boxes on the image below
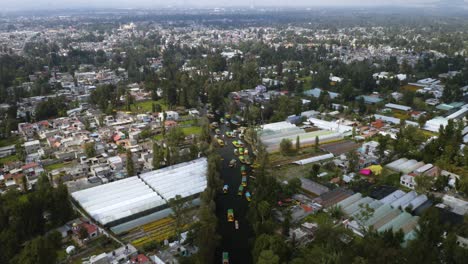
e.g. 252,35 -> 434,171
140,157 -> 208,200
72,177 -> 165,225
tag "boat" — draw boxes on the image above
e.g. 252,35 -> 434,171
223,184 -> 229,194
225,131 -> 235,138
222,252 -> 229,264
215,128 -> 221,135
244,156 -> 252,165
235,220 -> 239,230
245,191 -> 252,202
234,149 -> 239,156
232,140 -> 241,148
217,138 -> 224,147
240,165 -> 247,175
229,159 -> 237,168
238,185 -> 244,195
210,122 -> 219,129
241,176 -> 247,187
227,209 -> 234,222
239,155 -> 245,164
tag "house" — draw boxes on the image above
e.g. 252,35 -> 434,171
73,221 -> 99,240
24,140 -> 41,154
385,103 -> 412,112
303,88 -> 340,99
159,111 -> 179,121
0,145 -> 16,158
108,156 -> 123,170
188,109 -> 200,116
131,254 -> 151,264
356,95 -> 384,105
400,174 -> 417,189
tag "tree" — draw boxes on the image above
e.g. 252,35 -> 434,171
257,201 -> 271,224
280,138 -> 293,156
296,136 -> 300,152
346,150 -> 359,173
414,174 -> 432,193
152,142 -> 162,169
14,235 -> 58,264
126,150 -> 135,176
310,164 -> 321,178
84,142 -> 96,158
168,194 -> 191,243
257,250 -> 279,264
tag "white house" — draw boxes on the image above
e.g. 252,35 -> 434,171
24,140 -> 41,155
158,111 -> 179,121
400,174 -> 416,189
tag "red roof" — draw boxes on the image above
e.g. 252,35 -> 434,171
81,222 -> 98,235
371,119 -> 384,129
21,162 -> 38,170
301,204 -> 313,212
131,254 -> 150,263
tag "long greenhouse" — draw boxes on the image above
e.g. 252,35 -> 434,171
71,158 -> 208,227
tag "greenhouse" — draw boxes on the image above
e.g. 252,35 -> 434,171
71,177 -> 165,226
140,157 -> 208,200
72,158 -> 208,227
259,121 -> 343,153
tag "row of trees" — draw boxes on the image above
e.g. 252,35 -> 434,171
0,174 -> 75,264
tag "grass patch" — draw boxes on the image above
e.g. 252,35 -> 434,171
300,76 -> 313,89
303,211 -> 333,226
182,126 -> 202,136
401,84 -> 421,92
0,136 -> 20,147
123,100 -> 168,114
0,155 -> 20,165
44,162 -> 70,171
269,147 -> 324,166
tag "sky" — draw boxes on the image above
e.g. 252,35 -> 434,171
1,0 -> 467,10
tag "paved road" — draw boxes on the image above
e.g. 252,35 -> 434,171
214,122 -> 254,264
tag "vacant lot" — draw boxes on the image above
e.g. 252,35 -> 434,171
321,140 -> 360,155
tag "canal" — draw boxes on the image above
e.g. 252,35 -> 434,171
214,121 -> 254,264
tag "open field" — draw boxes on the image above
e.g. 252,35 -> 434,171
320,140 -> 360,156
120,99 -> 168,114
401,84 -> 421,92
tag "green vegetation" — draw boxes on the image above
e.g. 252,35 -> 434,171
44,162 -> 70,172
0,154 -> 20,165
129,99 -> 168,113
0,174 -> 75,264
181,126 -> 202,136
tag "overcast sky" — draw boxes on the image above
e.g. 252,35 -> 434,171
2,0 -> 467,10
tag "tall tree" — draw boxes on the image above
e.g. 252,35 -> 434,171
126,150 -> 135,176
